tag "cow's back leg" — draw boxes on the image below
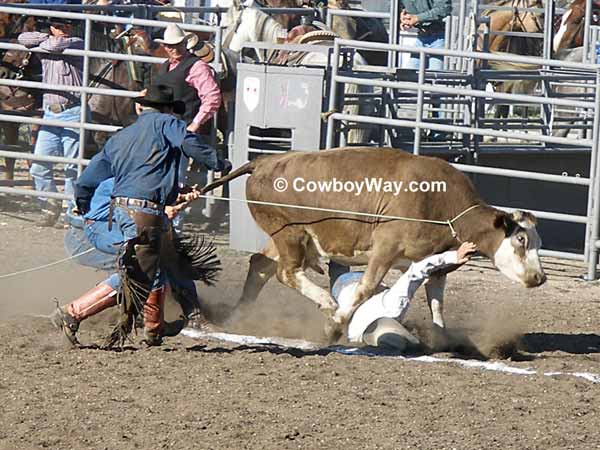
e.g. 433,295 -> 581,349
273,229 -> 338,318
238,242 -> 278,306
425,274 -> 446,328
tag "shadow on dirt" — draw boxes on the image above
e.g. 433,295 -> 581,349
186,343 -> 337,358
521,332 -> 600,355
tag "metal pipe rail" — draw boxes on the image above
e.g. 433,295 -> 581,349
0,41 -> 166,66
334,38 -> 600,71
0,5 -> 221,33
335,74 -> 595,112
8,2 -> 318,18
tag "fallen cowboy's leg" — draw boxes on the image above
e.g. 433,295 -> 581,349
50,275 -> 119,346
361,318 -> 422,352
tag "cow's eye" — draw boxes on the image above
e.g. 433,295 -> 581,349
517,235 -> 526,246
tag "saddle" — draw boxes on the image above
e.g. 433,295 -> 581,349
272,27 -> 338,66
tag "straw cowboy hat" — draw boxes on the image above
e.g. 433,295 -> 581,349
154,23 -> 189,46
135,84 -> 186,115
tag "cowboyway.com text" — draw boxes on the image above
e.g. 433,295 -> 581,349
272,177 -> 447,195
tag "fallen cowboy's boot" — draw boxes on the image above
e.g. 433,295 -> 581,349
49,304 -> 81,347
50,283 -> 118,347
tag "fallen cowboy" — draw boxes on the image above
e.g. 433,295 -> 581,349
196,147 -> 547,344
332,241 -> 478,352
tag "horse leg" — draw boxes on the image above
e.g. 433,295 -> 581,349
2,122 -> 18,180
28,124 -> 40,171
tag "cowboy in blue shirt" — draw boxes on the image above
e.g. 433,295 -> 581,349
58,176 -> 216,346
55,85 -> 223,347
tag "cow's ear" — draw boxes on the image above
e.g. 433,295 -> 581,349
494,212 -> 517,236
511,210 -> 537,228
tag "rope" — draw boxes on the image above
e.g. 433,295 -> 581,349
0,199 -> 479,281
0,248 -> 95,280
196,193 -> 480,238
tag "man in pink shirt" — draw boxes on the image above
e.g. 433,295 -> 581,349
153,23 -> 221,134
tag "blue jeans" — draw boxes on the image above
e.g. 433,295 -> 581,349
408,34 -> 445,71
30,105 -> 81,204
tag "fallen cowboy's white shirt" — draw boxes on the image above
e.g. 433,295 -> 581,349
181,328 -> 600,385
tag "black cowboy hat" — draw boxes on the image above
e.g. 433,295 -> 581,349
135,84 -> 185,116
48,17 -> 77,27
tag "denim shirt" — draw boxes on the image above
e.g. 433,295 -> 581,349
75,111 -> 218,214
400,0 -> 452,27
84,178 -> 114,222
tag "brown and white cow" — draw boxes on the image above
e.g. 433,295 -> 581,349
201,148 -> 547,341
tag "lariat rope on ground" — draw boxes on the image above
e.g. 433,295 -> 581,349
0,248 -> 95,280
0,198 -> 478,281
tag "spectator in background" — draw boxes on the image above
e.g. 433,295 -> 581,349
153,23 -> 223,215
400,0 -> 452,71
18,17 -> 84,226
153,23 -> 221,136
400,0 -> 452,141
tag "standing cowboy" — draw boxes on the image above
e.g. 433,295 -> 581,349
153,23 -> 223,215
153,23 -> 221,135
67,84 -> 223,347
18,17 -> 84,226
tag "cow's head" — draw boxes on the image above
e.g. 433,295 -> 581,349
491,210 -> 546,288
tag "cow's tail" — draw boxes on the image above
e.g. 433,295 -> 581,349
199,160 -> 256,195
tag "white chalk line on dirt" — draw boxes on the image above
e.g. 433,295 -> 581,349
181,328 -> 600,385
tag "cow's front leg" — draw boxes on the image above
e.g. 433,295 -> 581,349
425,274 -> 446,328
331,249 -> 396,340
278,266 -> 338,315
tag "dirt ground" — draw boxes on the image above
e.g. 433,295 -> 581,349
1,186 -> 600,450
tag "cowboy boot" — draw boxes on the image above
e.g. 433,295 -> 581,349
143,286 -> 166,347
37,199 -> 62,228
50,283 -> 117,346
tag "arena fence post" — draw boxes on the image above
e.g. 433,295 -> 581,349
77,17 -> 92,184
583,0 -> 593,64
326,40 -> 340,150
586,70 -> 600,280
412,50 -> 426,155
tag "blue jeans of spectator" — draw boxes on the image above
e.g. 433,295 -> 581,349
408,34 -> 445,71
30,105 -> 81,205
408,34 -> 445,133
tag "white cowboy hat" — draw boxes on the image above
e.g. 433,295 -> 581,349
154,23 -> 188,45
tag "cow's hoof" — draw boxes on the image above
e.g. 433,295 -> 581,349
324,320 -> 343,345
